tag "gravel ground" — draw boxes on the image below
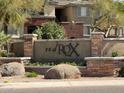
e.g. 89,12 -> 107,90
0,75 -> 44,83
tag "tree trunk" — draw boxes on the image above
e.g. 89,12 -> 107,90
3,23 -> 8,34
2,23 -> 9,56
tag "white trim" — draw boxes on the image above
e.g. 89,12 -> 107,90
77,7 -> 87,17
85,57 -> 124,61
83,24 -> 91,36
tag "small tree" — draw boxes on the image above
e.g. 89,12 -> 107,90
0,31 -> 11,57
90,0 -> 124,37
34,21 -> 65,39
0,0 -> 44,34
0,31 -> 11,49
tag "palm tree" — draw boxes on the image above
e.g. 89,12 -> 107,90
0,0 -> 44,34
0,0 -> 45,56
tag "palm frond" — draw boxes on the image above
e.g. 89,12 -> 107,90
0,0 -> 44,29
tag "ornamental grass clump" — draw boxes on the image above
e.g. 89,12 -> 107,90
25,71 -> 38,78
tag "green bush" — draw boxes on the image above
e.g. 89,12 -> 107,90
0,50 -> 7,57
119,66 -> 124,77
63,62 -> 77,66
0,31 -> 12,57
26,60 -> 85,67
0,31 -> 11,48
34,21 -> 65,39
25,71 -> 38,77
112,51 -> 118,57
0,50 -> 15,57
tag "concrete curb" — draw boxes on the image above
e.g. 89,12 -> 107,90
1,80 -> 124,89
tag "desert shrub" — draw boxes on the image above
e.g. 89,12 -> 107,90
34,21 -> 65,39
7,52 -> 15,57
26,60 -> 85,67
63,62 -> 77,66
4,80 -> 11,83
0,50 -> 8,57
0,31 -> 12,57
25,71 -> 38,77
45,64 -> 81,79
0,31 -> 11,48
0,50 -> 14,57
112,51 -> 118,57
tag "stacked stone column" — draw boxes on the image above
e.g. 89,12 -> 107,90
23,34 -> 37,57
91,32 -> 104,57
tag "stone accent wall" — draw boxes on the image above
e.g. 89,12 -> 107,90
11,41 -> 24,57
91,32 -> 104,57
85,57 -> 123,77
25,58 -> 123,77
60,22 -> 83,39
34,39 -> 91,61
23,34 -> 37,57
12,31 -> 124,77
24,17 -> 55,34
103,38 -> 124,56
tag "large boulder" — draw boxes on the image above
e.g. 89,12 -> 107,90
0,68 -> 2,77
0,62 -> 25,76
45,64 -> 81,79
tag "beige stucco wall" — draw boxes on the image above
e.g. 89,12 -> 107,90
103,39 -> 124,57
63,5 -> 92,24
64,6 -> 75,22
11,37 -> 124,60
7,23 -> 24,36
44,5 -> 55,17
33,39 -> 91,61
11,41 -> 24,57
45,1 -> 93,23
74,5 -> 92,24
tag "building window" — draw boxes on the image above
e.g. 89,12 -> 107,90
83,24 -> 91,36
77,7 -> 87,17
7,25 -> 18,35
118,27 -> 124,37
27,25 -> 38,34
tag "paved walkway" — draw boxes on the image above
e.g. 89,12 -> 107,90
1,79 -> 124,89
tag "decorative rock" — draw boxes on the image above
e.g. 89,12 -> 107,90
45,64 -> 81,79
0,67 -> 2,77
0,73 -> 1,77
0,62 -> 25,76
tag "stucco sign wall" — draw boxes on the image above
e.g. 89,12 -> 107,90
45,42 -> 79,57
33,39 -> 91,61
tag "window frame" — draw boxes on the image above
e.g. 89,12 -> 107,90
83,24 -> 91,36
77,6 -> 87,17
